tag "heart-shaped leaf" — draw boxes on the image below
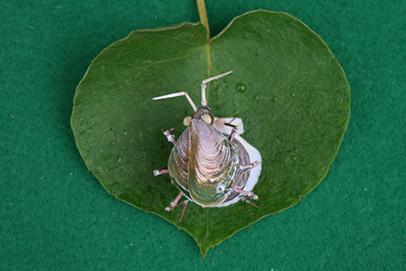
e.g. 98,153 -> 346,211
71,10 -> 350,258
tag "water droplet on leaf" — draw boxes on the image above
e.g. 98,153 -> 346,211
235,82 -> 246,93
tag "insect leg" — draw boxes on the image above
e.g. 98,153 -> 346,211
163,128 -> 176,145
239,161 -> 261,171
229,128 -> 237,141
231,187 -> 259,200
174,200 -> 189,223
241,198 -> 259,208
153,167 -> 168,176
200,71 -> 233,106
153,92 -> 197,112
224,119 -> 241,141
165,192 -> 184,211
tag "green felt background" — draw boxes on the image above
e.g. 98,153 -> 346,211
1,0 -> 405,270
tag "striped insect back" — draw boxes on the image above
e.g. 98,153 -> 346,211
153,71 -> 262,222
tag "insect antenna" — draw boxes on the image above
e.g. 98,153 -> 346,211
153,91 -> 197,112
153,71 -> 233,111
200,71 -> 233,106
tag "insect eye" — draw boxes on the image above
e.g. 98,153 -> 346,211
201,114 -> 212,124
183,116 -> 192,126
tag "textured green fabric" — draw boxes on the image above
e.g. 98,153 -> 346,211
1,0 -> 405,270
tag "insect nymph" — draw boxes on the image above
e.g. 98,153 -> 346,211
153,71 -> 262,222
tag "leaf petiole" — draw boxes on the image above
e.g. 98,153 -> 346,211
196,0 -> 210,38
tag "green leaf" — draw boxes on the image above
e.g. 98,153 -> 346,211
71,10 -> 350,258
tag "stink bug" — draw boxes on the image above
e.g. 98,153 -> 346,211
153,71 -> 262,222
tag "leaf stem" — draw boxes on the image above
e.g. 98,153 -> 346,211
196,0 -> 210,38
